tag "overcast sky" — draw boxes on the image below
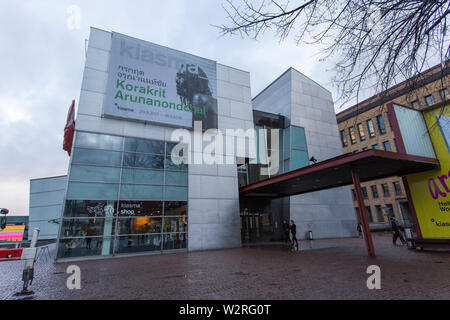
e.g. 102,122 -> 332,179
0,0 -> 343,216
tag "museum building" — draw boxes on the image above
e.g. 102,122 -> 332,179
39,27 -> 357,261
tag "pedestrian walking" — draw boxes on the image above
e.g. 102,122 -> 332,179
283,220 -> 291,244
290,220 -> 299,251
390,217 -> 406,245
357,222 -> 362,238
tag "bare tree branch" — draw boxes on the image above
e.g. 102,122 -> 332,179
216,0 -> 450,108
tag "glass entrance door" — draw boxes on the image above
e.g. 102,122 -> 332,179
240,212 -> 261,243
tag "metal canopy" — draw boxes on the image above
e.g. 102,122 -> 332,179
239,149 -> 439,199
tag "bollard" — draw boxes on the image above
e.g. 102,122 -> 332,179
20,228 -> 40,292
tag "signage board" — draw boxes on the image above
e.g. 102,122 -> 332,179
103,32 -> 218,130
407,105 -> 450,238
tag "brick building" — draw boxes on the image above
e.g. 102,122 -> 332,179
336,63 -> 450,229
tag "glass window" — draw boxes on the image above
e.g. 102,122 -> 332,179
63,200 -> 117,218
116,217 -> 162,234
163,216 -> 188,233
120,184 -> 163,200
291,150 -> 309,170
377,115 -> 386,134
67,182 -> 119,200
75,132 -> 123,151
164,186 -> 188,201
351,189 -> 356,201
393,181 -> 402,195
349,127 -> 357,144
375,205 -> 384,222
283,127 -> 290,160
353,149 -> 359,153
354,207 -> 360,219
365,206 -> 373,223
357,123 -> 366,141
70,165 -> 120,183
164,157 -> 188,171
411,100 -> 420,109
57,237 -> 113,258
162,233 -> 187,250
381,183 -> 390,197
386,204 -> 394,217
164,201 -> 187,216
371,185 -> 379,198
121,168 -> 163,185
118,201 -> 163,216
123,153 -> 164,169
124,138 -> 164,154
340,130 -> 348,147
372,144 -> 379,150
166,142 -> 188,156
366,119 -> 376,137
60,218 -> 115,238
383,141 -> 391,151
72,148 -> 122,167
425,94 -> 435,106
113,235 -> 162,254
291,126 -> 307,150
362,187 -> 368,200
165,171 -> 188,186
362,147 -> 368,151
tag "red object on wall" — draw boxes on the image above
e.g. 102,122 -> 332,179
63,100 -> 76,156
0,248 -> 23,261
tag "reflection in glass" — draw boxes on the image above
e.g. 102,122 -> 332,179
165,171 -> 188,185
63,200 -> 117,218
163,216 -> 187,233
163,233 -> 186,250
164,201 -> 187,216
124,138 -> 164,154
75,132 -> 123,151
113,235 -> 162,254
121,168 -> 163,185
123,153 -> 164,169
164,158 -> 188,171
120,184 -> 163,200
57,237 -> 112,258
61,218 -> 115,238
72,148 -> 122,166
164,186 -> 188,201
67,182 -> 119,200
116,217 -> 162,234
70,165 -> 121,183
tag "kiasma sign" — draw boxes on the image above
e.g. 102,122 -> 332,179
407,106 -> 450,239
103,32 -> 218,130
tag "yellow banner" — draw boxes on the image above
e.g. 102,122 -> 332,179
407,105 -> 450,239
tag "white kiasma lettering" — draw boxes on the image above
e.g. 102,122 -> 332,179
119,39 -> 185,69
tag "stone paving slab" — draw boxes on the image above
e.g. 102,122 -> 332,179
0,234 -> 449,300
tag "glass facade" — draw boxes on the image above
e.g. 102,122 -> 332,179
238,125 -> 308,187
57,131 -> 188,259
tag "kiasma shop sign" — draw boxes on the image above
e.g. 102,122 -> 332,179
103,32 -> 218,130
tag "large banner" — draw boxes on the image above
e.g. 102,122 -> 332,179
103,32 -> 218,130
407,105 -> 450,239
0,225 -> 25,242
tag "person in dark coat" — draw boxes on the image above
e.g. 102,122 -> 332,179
390,217 -> 406,245
283,220 -> 291,244
290,220 -> 299,251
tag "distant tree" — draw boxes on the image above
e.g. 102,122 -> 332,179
218,0 -> 449,107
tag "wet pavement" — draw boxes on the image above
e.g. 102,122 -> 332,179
0,233 -> 449,300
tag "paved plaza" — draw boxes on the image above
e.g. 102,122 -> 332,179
1,233 -> 449,300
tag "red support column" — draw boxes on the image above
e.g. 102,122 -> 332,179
350,166 -> 376,257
